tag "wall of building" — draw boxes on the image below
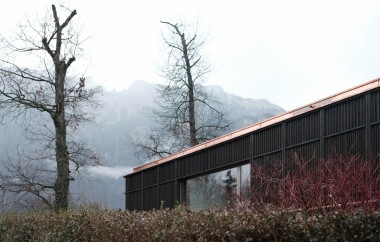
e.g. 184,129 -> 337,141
125,87 -> 380,211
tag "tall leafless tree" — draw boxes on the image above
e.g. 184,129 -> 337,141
131,21 -> 229,161
0,5 -> 102,210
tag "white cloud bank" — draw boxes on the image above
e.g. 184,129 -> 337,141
86,166 -> 133,179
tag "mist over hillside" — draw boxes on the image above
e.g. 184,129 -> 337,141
0,80 -> 284,209
89,80 -> 284,166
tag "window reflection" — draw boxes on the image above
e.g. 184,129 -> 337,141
240,163 -> 251,202
186,163 -> 250,210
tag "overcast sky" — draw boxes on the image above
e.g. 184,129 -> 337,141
1,0 -> 380,110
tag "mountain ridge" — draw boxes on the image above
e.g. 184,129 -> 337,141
90,80 -> 284,166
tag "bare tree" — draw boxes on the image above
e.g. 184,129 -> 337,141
0,149 -> 55,211
131,21 -> 229,161
0,5 -> 102,210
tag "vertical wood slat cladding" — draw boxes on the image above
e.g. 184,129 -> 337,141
125,88 -> 380,211
371,91 -> 380,123
128,191 -> 142,210
371,124 -> 380,161
143,168 -> 157,188
251,125 -> 282,157
285,141 -> 320,163
325,129 -> 366,158
286,112 -> 320,147
159,162 -> 175,182
324,96 -> 366,136
143,187 -> 157,210
158,182 -> 175,208
177,152 -> 208,178
128,173 -> 142,192
252,152 -> 283,166
208,135 -> 251,169
176,135 -> 251,178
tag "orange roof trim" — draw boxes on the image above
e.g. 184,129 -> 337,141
130,78 -> 380,174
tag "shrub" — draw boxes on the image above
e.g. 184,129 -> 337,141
249,155 -> 380,213
0,208 -> 379,241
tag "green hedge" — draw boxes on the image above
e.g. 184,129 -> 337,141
0,207 -> 379,241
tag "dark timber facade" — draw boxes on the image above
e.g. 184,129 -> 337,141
124,79 -> 380,211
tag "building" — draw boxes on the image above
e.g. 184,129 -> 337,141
124,78 -> 380,211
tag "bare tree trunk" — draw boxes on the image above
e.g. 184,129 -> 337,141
188,81 -> 197,146
54,117 -> 69,209
53,62 -> 69,209
0,4 -> 102,210
131,21 -> 229,161
49,5 -> 75,210
180,32 -> 198,146
162,22 -> 200,146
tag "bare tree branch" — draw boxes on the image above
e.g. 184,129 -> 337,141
131,21 -> 229,162
0,4 -> 102,210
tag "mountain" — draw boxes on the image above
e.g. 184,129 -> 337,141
89,81 -> 284,167
208,85 -> 285,130
85,80 -> 157,167
0,80 -> 285,209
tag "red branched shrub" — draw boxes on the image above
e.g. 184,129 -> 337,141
249,155 -> 380,213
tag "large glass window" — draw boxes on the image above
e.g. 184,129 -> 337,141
238,163 -> 251,202
186,163 -> 250,210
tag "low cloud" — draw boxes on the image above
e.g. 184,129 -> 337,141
87,166 -> 133,179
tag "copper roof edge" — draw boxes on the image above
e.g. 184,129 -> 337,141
126,77 -> 380,175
